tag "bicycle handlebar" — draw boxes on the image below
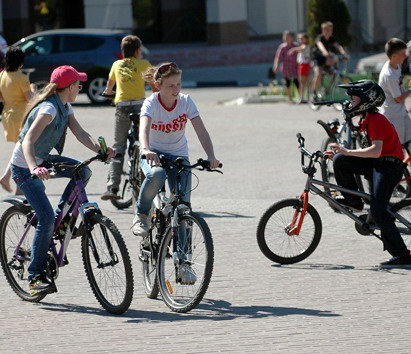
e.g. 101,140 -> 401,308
296,133 -> 324,169
31,152 -> 110,180
141,154 -> 223,174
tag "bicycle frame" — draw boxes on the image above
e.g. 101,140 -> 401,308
13,155 -> 110,270
292,139 -> 411,237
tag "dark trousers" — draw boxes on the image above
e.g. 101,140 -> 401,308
333,154 -> 408,257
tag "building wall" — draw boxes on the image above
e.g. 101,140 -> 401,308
84,0 -> 132,30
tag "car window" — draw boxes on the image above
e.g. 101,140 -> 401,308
60,35 -> 105,52
19,36 -> 55,56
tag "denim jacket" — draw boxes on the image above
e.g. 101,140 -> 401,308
19,94 -> 69,160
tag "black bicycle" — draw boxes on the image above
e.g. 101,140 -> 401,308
257,134 -> 411,265
110,113 -> 144,209
138,155 -> 222,313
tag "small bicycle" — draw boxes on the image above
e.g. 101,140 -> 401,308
138,155 -> 222,313
308,57 -> 353,112
256,134 -> 411,265
0,141 -> 134,314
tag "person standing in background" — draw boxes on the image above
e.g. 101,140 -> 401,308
101,35 -> 156,201
272,31 -> 299,103
0,47 -> 36,193
288,32 -> 311,104
378,37 -> 411,145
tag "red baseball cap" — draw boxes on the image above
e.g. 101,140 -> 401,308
50,65 -> 87,89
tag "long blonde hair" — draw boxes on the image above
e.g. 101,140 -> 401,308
142,62 -> 182,85
20,83 -> 61,129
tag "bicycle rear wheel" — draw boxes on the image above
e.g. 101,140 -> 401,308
157,212 -> 214,313
256,199 -> 322,264
386,199 -> 411,249
0,206 -> 46,302
81,214 -> 134,314
390,167 -> 411,204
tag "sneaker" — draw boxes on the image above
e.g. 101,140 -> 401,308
132,214 -> 149,237
379,255 -> 411,268
100,189 -> 120,201
177,263 -> 197,285
29,274 -> 57,296
334,195 -> 364,212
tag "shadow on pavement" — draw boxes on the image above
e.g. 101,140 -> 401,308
197,211 -> 254,219
36,298 -> 340,322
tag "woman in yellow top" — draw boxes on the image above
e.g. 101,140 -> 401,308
0,46 -> 35,193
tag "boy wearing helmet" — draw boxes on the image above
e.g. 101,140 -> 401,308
325,80 -> 411,268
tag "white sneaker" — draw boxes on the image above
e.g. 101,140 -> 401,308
132,214 -> 149,237
178,263 -> 197,285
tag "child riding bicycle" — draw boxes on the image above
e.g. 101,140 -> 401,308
10,65 -> 116,295
132,62 -> 219,283
324,80 -> 411,268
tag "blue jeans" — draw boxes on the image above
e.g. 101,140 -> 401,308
137,152 -> 191,215
11,155 -> 91,280
333,154 -> 408,257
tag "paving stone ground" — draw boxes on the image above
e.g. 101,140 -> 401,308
1,88 -> 410,353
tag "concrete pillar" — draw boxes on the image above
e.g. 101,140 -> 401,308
84,0 -> 132,30
206,0 -> 249,45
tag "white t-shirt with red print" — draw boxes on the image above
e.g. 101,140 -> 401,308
140,92 -> 200,156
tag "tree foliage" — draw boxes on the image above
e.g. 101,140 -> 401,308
307,0 -> 352,47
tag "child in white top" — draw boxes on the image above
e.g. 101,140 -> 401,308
288,32 -> 311,104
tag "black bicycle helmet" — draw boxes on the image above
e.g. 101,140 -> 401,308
338,80 -> 385,118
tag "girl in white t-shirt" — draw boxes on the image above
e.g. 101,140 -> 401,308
133,62 -> 219,239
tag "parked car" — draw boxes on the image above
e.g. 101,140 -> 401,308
356,40 -> 411,77
13,28 -> 149,104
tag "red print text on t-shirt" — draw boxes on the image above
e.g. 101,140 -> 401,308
151,114 -> 188,133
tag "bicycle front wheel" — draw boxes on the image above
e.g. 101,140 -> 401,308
81,214 -> 134,314
256,199 -> 322,264
0,206 -> 46,302
331,75 -> 353,111
111,158 -> 133,209
157,212 -> 214,313
131,147 -> 144,203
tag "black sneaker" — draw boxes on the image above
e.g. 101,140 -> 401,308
29,274 -> 57,296
379,255 -> 411,268
100,189 -> 120,201
334,195 -> 364,212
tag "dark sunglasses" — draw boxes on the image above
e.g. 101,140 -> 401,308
157,62 -> 179,77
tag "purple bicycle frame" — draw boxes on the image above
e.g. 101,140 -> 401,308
14,178 -> 90,268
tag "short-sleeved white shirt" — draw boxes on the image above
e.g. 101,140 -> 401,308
140,92 -> 199,156
11,102 -> 73,168
378,61 -> 408,120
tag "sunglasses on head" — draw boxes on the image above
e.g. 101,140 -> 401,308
157,62 -> 178,76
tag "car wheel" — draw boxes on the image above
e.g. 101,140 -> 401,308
86,74 -> 109,104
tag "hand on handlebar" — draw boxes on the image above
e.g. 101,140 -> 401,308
207,158 -> 220,170
105,147 -> 116,160
323,142 -> 348,160
31,167 -> 51,181
142,149 -> 160,167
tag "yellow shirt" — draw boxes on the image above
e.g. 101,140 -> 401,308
0,70 -> 31,142
109,57 -> 151,104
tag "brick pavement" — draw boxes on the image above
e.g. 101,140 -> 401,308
0,89 -> 411,353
